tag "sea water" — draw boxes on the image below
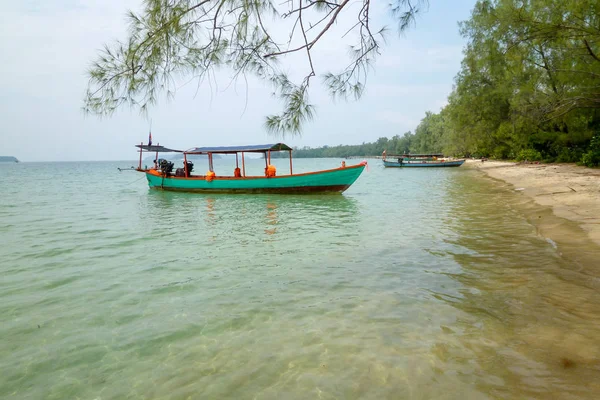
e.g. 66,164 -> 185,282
1,159 -> 599,399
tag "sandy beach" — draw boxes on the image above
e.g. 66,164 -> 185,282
466,159 -> 600,247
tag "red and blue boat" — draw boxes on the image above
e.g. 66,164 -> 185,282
135,143 -> 366,194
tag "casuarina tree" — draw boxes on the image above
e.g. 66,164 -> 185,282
83,0 -> 428,135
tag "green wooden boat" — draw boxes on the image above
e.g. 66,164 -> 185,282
135,143 -> 367,194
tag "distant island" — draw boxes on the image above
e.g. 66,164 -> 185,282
0,156 -> 19,163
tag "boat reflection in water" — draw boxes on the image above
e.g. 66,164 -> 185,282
141,190 -> 360,242
265,202 -> 278,236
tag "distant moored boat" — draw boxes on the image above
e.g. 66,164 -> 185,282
383,153 -> 465,168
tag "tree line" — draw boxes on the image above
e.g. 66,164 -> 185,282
271,136 -> 412,158
281,1 -> 600,166
410,0 -> 600,166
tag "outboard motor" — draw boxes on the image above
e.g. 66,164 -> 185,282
159,159 -> 174,175
175,161 -> 194,177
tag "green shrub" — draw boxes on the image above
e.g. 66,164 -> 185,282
581,152 -> 600,167
555,147 -> 584,163
516,149 -> 542,162
492,144 -> 511,159
580,135 -> 600,167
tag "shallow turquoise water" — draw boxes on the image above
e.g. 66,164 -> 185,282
1,159 -> 599,399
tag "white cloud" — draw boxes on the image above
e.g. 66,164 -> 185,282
375,111 -> 420,127
365,83 -> 453,97
376,45 -> 464,72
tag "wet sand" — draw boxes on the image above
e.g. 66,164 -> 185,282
465,160 -> 600,246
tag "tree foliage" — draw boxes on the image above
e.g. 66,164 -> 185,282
407,0 -> 600,163
84,0 -> 427,135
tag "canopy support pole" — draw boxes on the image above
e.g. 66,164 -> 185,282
184,153 -> 188,177
264,152 -> 268,176
242,152 -> 246,177
209,153 -> 214,172
289,150 -> 293,175
138,142 -> 143,170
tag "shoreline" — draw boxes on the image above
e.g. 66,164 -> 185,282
465,159 -> 600,247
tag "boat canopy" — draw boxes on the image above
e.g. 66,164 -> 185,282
185,143 -> 293,154
389,153 -> 444,157
135,144 -> 182,153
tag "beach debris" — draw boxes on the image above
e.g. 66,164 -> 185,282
561,357 -> 576,369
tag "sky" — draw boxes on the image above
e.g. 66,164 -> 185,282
0,0 -> 476,161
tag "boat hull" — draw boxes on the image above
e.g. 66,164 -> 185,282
383,159 -> 465,168
142,164 -> 366,194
